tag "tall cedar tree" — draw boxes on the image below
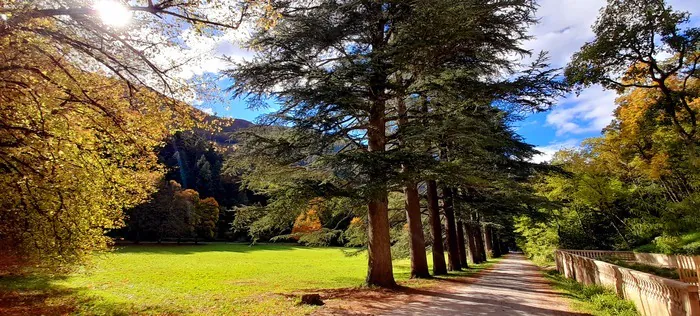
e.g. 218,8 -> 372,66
411,89 -> 556,264
227,0 -> 559,286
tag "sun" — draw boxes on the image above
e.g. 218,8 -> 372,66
93,0 -> 132,27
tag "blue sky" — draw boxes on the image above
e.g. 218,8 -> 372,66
193,0 -> 700,163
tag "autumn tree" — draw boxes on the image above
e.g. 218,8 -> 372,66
0,0 -> 252,265
521,79 -> 700,258
194,197 -> 220,242
566,0 -> 700,144
0,53 -> 190,262
514,0 -> 700,259
291,198 -> 325,239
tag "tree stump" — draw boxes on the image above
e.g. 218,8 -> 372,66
300,294 -> 324,306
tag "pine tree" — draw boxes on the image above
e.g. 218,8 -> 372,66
227,0 -> 561,285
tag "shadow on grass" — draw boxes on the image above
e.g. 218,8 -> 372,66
0,273 -> 180,316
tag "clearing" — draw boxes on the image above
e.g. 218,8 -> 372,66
0,243 -> 493,315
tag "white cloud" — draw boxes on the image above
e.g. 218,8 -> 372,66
111,14 -> 257,105
200,107 -> 215,115
522,0 -> 699,143
154,28 -> 254,81
545,85 -> 617,136
524,0 -> 606,67
525,0 -> 698,68
532,139 -> 580,163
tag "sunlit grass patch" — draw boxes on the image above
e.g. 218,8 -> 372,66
0,243 -> 496,315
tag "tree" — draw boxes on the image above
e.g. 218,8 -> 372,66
127,181 -> 220,243
523,76 -> 700,257
397,97 -> 430,278
0,50 -> 191,262
291,200 -> 324,239
566,0 -> 700,143
2,0 -> 252,96
426,180 -> 447,275
0,0 -> 252,266
442,186 -> 461,271
196,197 -> 220,242
227,0 -> 561,286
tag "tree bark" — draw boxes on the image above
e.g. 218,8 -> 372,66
365,97 -> 396,288
483,225 -> 493,259
441,186 -> 461,271
427,180 -> 447,275
474,222 -> 487,263
465,222 -> 481,264
492,230 -> 502,258
404,182 -> 430,278
456,220 -> 469,268
397,96 -> 429,279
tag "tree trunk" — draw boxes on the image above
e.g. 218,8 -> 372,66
474,222 -> 487,263
397,97 -> 429,279
441,186 -> 461,271
404,182 -> 430,278
365,99 -> 396,288
483,225 -> 493,259
465,222 -> 481,264
427,180 -> 447,275
491,230 -> 501,258
456,220 -> 468,268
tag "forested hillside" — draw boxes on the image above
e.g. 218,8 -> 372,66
114,116 -> 264,242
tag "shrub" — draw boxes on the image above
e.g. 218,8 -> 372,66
514,215 -> 559,265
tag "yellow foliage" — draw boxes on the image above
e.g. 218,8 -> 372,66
0,29 -> 196,263
292,202 -> 323,238
648,152 -> 670,180
350,217 -> 363,226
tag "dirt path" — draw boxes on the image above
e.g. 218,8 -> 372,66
318,254 -> 587,315
381,254 -> 586,316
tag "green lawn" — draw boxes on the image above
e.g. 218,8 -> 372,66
0,243 -> 494,315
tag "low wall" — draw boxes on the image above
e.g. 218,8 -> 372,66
634,252 -> 679,268
559,249 -> 636,261
556,250 -> 700,316
559,249 -> 699,285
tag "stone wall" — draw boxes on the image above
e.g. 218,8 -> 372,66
634,252 -> 679,268
556,250 -> 700,316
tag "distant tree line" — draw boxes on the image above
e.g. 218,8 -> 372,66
114,127 -> 266,242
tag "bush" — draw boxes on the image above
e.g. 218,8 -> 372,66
653,235 -> 683,254
681,241 -> 700,255
514,215 -> 559,265
635,231 -> 700,255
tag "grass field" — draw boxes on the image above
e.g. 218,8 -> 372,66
0,243 -> 494,315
